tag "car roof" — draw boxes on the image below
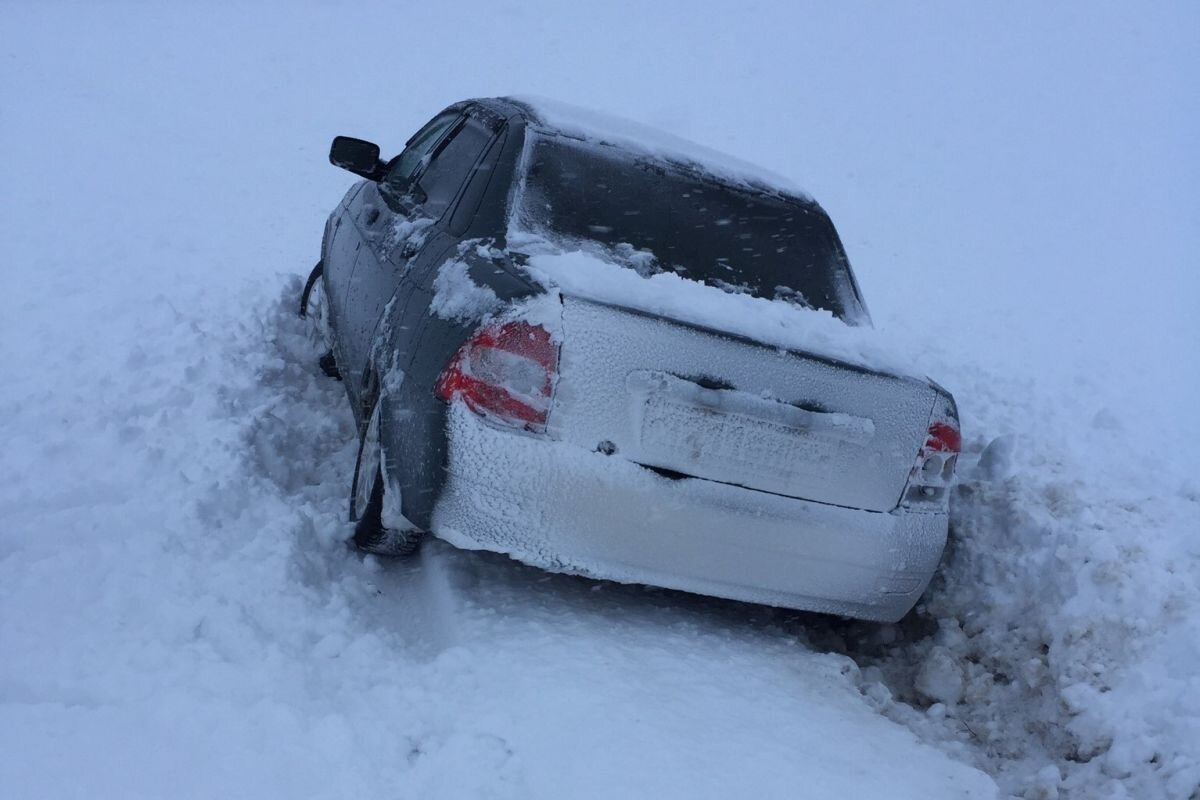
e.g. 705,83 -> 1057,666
465,96 -> 810,203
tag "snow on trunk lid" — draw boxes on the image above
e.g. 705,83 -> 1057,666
548,297 -> 937,513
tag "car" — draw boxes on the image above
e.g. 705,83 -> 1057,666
300,96 -> 960,623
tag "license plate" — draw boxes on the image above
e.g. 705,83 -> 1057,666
628,371 -> 875,490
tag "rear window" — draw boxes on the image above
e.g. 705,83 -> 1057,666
512,133 -> 866,322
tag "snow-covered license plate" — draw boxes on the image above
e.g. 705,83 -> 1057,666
628,371 -> 875,490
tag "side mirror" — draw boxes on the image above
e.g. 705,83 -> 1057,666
329,136 -> 386,180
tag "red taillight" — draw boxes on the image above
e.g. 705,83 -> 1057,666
925,421 -> 962,454
435,320 -> 559,432
905,394 -> 960,505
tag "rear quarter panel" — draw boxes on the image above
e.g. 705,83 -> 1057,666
375,114 -> 537,529
377,245 -> 540,529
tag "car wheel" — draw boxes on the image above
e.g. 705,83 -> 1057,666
351,403 -> 422,557
307,281 -> 341,379
301,261 -> 337,357
299,260 -> 324,321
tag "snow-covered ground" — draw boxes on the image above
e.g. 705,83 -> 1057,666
2,3 -> 1196,798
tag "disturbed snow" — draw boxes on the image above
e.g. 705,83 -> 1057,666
7,268 -> 1190,800
821,347 -> 1200,798
7,269 -> 1194,799
514,236 -> 1200,797
0,281 -> 997,799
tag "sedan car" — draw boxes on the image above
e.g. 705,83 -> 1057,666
300,96 -> 960,622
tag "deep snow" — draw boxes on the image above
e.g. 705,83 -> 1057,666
2,2 -> 1197,798
0,286 -> 995,798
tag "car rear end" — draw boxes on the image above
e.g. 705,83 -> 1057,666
428,117 -> 959,621
429,293 -> 959,622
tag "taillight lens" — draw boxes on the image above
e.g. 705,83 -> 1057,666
435,321 -> 559,433
905,393 -> 961,506
925,421 -> 962,454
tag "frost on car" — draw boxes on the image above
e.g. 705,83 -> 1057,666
300,96 -> 960,622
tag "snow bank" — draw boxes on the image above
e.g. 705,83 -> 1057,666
825,337 -> 1200,799
0,280 -> 998,800
519,246 -> 925,378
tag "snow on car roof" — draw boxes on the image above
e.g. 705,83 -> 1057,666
505,95 -> 810,198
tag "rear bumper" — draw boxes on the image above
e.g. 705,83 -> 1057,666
431,404 -> 948,622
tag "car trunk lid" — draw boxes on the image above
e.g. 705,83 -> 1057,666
547,296 -> 937,513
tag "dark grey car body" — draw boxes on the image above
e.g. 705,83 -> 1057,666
316,97 -> 873,532
306,97 -> 959,621
318,99 -> 536,530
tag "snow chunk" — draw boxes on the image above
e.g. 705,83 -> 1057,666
430,258 -> 501,323
914,646 -> 965,706
383,215 -> 434,260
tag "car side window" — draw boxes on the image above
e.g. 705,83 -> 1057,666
414,117 -> 495,219
382,112 -> 461,197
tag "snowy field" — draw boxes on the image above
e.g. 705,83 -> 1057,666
2,2 -> 1197,798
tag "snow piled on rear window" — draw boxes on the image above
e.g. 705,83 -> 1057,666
519,246 -> 923,378
509,94 -> 808,196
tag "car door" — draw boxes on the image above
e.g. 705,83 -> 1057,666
376,110 -> 504,372
335,111 -> 464,402
343,109 -> 503,410
321,182 -> 365,348
371,110 -> 516,529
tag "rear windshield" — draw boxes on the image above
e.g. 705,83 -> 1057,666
512,132 -> 866,322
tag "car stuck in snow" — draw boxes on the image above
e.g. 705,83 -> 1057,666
301,96 -> 960,622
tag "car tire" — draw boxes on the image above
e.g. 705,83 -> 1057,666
353,472 -> 422,557
351,404 -> 422,557
299,260 -> 323,319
